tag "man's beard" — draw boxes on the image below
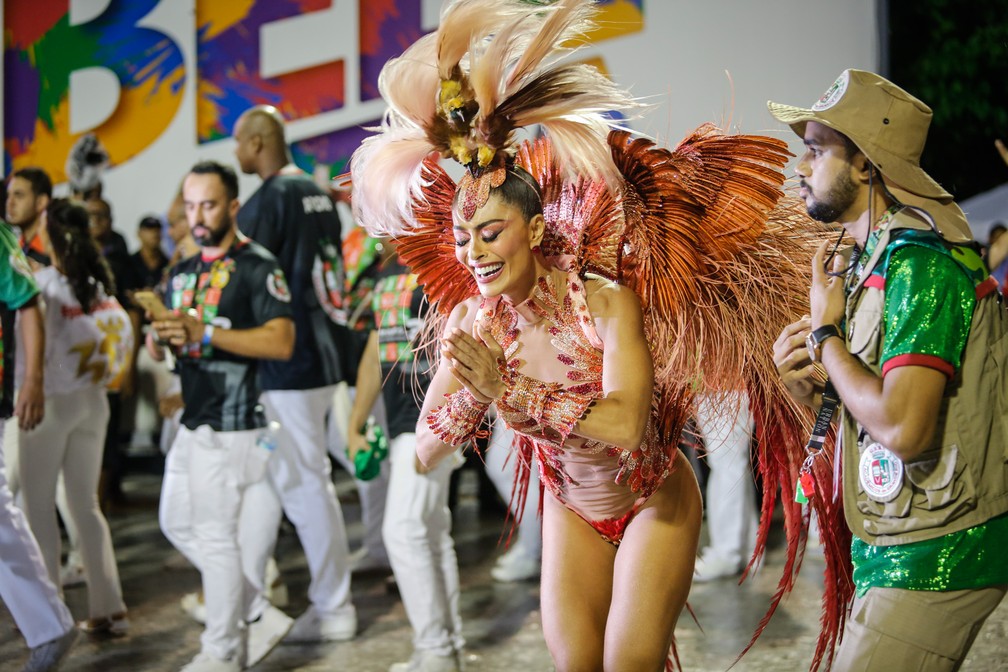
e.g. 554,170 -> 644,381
194,215 -> 232,247
5,211 -> 32,229
805,171 -> 858,223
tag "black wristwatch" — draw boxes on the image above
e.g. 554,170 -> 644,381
806,324 -> 842,363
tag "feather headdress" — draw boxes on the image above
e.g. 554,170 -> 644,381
350,0 -> 637,235
351,2 -> 850,669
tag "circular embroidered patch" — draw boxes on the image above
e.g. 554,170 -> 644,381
266,269 -> 292,303
858,442 -> 904,502
812,70 -> 850,111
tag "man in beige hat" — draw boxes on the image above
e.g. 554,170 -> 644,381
769,69 -> 1008,670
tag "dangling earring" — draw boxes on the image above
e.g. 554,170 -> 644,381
531,244 -> 541,255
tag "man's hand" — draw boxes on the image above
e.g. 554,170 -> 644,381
773,316 -> 821,410
15,376 -> 44,431
347,430 -> 368,463
152,311 -> 203,347
810,241 -> 847,331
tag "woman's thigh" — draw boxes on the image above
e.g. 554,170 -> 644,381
606,453 -> 703,670
61,391 -> 110,505
18,396 -> 76,509
540,494 -> 616,672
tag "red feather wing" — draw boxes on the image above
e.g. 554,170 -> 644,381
610,126 -> 851,670
396,159 -> 477,315
516,137 -> 623,279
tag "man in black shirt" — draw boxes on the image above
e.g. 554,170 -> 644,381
85,198 -> 133,287
232,105 -> 357,642
346,246 -> 465,672
150,161 -> 295,672
128,215 -> 169,291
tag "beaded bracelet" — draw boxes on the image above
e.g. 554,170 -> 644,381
498,369 -> 595,443
426,388 -> 490,447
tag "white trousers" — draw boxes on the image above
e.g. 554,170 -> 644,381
695,392 -> 758,567
4,400 -> 82,557
160,424 -> 267,661
18,388 -> 125,618
254,387 -> 354,616
0,419 -> 74,648
485,419 -> 542,561
383,433 -> 464,655
327,383 -> 389,562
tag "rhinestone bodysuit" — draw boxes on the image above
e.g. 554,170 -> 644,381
478,267 -> 675,544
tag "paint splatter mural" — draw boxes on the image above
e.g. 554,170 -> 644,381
3,0 -> 641,182
289,0 -> 642,176
196,0 -> 347,143
3,0 -> 185,181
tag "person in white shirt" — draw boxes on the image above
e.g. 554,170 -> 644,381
17,198 -> 132,635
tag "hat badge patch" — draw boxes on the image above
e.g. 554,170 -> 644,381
812,70 -> 850,111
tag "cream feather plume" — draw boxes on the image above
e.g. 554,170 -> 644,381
504,0 -> 595,91
349,112 -> 434,238
351,0 -> 637,238
379,33 -> 440,126
435,0 -> 532,79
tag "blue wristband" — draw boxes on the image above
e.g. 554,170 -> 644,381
202,323 -> 215,347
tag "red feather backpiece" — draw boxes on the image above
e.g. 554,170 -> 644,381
395,126 -> 852,671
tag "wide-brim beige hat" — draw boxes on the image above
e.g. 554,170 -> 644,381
768,69 -> 972,243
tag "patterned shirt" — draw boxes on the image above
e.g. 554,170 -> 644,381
849,220 -> 1008,595
163,238 -> 292,432
0,223 -> 39,418
372,257 -> 429,439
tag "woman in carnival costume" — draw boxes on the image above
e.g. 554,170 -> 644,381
351,1 -> 848,669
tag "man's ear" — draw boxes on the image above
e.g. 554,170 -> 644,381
250,133 -> 264,155
528,213 -> 545,247
855,154 -> 875,183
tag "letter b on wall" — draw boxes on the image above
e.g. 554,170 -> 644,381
3,0 -> 184,180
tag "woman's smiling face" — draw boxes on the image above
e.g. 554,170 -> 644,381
453,192 -> 543,302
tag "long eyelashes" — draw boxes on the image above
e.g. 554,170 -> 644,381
454,232 -> 501,248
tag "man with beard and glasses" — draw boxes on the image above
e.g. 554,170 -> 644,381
770,70 -> 1008,670
148,161 -> 295,672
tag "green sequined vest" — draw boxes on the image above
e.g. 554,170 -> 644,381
841,208 -> 1008,546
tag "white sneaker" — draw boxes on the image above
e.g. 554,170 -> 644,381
59,562 -> 85,588
692,548 -> 741,583
178,651 -> 240,672
180,592 -> 206,624
21,627 -> 78,672
283,605 -> 356,643
246,605 -> 293,667
490,546 -> 540,583
388,650 -> 460,672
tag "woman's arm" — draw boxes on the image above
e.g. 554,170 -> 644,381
346,330 -> 380,460
441,279 -> 654,452
15,299 -> 45,431
415,299 -> 482,468
569,281 -> 653,449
